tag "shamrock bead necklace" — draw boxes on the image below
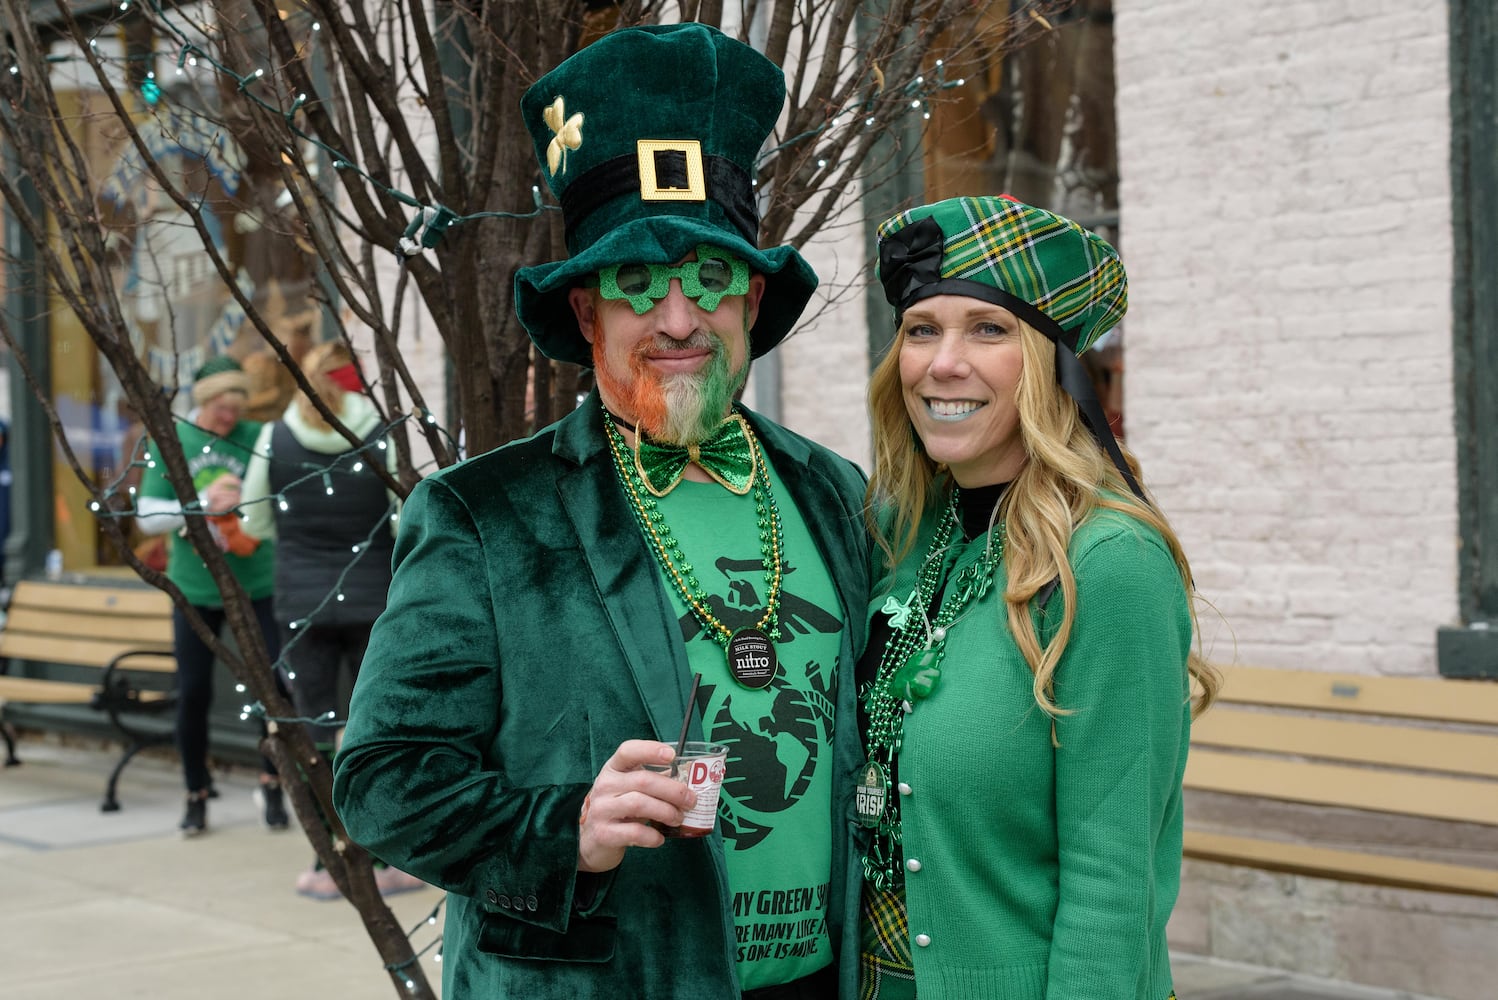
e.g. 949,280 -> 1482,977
604,407 -> 786,688
858,487 -> 1006,890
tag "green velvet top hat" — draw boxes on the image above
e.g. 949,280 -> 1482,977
513,23 -> 818,368
876,194 -> 1127,354
877,195 -> 1142,499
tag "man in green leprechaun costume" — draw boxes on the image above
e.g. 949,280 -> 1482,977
334,23 -> 868,999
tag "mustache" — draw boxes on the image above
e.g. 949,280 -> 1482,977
632,331 -> 720,357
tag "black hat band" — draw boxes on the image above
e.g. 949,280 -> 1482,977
560,149 -> 759,252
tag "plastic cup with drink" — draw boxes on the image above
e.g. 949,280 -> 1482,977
646,740 -> 728,838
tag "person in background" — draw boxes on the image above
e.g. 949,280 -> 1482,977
856,195 -> 1220,999
240,341 -> 419,899
0,418 -> 10,587
136,355 -> 288,837
332,23 -> 869,999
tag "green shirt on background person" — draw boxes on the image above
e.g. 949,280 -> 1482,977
138,418 -> 274,606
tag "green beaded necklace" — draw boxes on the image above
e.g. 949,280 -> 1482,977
604,407 -> 787,688
857,488 -> 1007,890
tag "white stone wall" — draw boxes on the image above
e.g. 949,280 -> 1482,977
1115,0 -> 1457,676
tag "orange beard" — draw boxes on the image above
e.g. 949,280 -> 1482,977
593,338 -> 671,437
591,325 -> 742,444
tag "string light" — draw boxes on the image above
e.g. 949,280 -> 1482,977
23,3 -> 964,262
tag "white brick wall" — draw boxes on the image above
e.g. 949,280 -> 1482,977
768,195 -> 874,473
1115,0 -> 1457,676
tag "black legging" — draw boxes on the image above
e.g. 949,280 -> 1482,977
172,597 -> 282,793
281,620 -> 372,753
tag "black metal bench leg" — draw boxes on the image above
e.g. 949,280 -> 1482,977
2,719 -> 19,767
101,741 -> 148,812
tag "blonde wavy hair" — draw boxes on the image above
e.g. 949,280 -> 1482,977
867,319 -> 1220,720
293,341 -> 360,431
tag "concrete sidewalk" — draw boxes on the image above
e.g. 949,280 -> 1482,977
0,737 -> 1442,999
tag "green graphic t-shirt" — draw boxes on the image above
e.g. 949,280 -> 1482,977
139,420 -> 275,606
651,452 -> 841,990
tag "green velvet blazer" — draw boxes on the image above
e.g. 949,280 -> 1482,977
333,390 -> 870,1000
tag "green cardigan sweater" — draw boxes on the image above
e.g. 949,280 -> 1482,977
864,503 -> 1191,1000
333,392 -> 870,1000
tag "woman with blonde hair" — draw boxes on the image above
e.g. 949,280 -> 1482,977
854,195 -> 1218,999
241,342 -> 415,899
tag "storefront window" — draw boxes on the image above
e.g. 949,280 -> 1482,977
44,8 -> 322,573
922,0 -> 1123,435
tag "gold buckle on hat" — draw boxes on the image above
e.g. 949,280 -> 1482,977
637,140 -> 706,201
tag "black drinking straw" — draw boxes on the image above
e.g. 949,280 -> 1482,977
673,672 -> 702,776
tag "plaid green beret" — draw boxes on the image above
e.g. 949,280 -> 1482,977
876,195 -> 1126,354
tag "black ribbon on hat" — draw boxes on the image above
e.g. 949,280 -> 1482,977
878,216 -> 946,310
560,153 -> 759,248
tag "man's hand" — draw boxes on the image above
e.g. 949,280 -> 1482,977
576,740 -> 696,873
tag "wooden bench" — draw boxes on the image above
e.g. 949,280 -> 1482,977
1183,664 -> 1498,897
0,579 -> 176,811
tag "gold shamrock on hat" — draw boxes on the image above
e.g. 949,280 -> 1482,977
543,96 -> 583,175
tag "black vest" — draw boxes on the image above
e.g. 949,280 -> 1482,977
266,422 -> 396,626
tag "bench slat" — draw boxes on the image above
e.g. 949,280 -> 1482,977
3,607 -> 172,645
0,677 -> 99,704
0,676 -> 172,706
9,580 -> 172,618
1184,749 -> 1498,826
1192,708 -> 1498,779
1218,665 -> 1498,726
1183,831 -> 1498,897
0,633 -> 175,672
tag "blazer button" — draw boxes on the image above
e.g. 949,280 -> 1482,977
905,858 -> 922,872
915,933 -> 932,947
486,889 -> 498,905
498,894 -> 512,909
526,895 -> 539,911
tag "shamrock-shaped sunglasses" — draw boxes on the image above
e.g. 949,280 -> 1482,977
590,245 -> 750,315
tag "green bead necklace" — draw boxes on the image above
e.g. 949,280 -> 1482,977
604,408 -> 786,688
857,488 -> 1006,890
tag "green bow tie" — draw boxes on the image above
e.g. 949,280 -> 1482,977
633,413 -> 757,497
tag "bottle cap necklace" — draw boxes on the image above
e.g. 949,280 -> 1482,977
857,487 -> 1006,890
604,406 -> 785,689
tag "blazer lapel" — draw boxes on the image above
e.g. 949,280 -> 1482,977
554,394 -> 696,743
